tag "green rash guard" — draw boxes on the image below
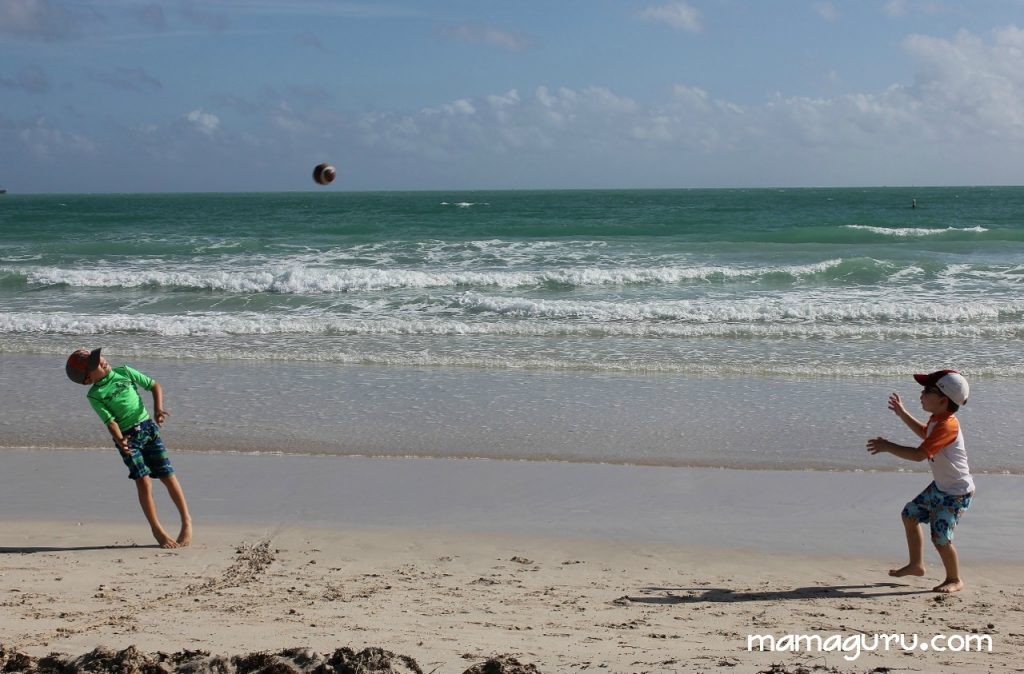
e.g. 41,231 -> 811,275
86,365 -> 155,432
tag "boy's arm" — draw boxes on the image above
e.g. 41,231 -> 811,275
88,397 -> 128,453
866,437 -> 928,462
888,392 -> 927,439
107,421 -> 130,455
150,381 -> 169,425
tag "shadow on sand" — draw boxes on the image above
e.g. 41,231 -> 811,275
625,582 -> 931,604
0,543 -> 158,554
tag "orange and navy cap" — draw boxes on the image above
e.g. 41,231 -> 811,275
66,348 -> 102,384
913,369 -> 969,406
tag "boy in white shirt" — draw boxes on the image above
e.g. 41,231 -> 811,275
867,370 -> 973,593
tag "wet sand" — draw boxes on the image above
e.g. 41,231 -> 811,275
5,353 -> 1024,472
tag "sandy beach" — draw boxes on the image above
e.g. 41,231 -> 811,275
2,450 -> 1022,673
2,521 -> 1021,673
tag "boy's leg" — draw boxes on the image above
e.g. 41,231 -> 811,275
929,491 -> 970,593
159,475 -> 193,546
889,515 -> 926,577
135,421 -> 192,547
134,476 -> 179,549
933,542 -> 964,593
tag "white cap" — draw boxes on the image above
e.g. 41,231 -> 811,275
914,370 -> 969,406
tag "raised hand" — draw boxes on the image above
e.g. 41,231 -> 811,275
887,392 -> 906,416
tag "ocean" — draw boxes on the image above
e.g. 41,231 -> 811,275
1,188 -> 1022,471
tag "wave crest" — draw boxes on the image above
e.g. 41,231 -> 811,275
4,305 -> 1024,338
8,260 -> 849,293
843,224 -> 988,237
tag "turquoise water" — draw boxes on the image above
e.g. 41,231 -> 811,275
2,187 -> 1023,376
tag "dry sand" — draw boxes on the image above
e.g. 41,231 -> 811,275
3,449 -> 1022,672
2,518 -> 1021,673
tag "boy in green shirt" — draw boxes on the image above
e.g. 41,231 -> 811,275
66,348 -> 192,548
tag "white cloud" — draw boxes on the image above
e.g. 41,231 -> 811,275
423,98 -> 477,117
901,26 -> 1024,140
487,89 -> 520,108
8,23 -> 1024,190
670,85 -> 711,110
339,24 -> 1024,185
186,109 -> 220,135
637,2 -> 702,33
15,116 -> 96,159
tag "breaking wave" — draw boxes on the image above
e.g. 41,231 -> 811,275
5,260 -> 851,293
843,224 -> 988,237
4,304 -> 1023,338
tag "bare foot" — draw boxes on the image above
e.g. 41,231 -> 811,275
177,522 -> 193,547
934,578 -> 964,593
889,564 -> 926,577
153,530 -> 179,549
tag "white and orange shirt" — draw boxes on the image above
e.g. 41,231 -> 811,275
919,413 -> 975,496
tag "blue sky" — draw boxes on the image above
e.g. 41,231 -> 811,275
3,0 -> 1024,192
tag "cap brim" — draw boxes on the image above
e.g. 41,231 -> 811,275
912,373 -> 933,386
87,347 -> 102,370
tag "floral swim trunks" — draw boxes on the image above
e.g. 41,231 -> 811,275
116,419 -> 175,480
902,481 -> 973,546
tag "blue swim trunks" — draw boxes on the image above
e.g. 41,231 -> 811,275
117,419 -> 174,480
902,481 -> 973,546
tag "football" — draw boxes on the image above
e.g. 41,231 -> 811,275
313,163 -> 336,185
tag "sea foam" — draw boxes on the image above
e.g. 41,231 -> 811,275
843,224 -> 988,237
4,304 -> 1023,338
10,259 -> 850,293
